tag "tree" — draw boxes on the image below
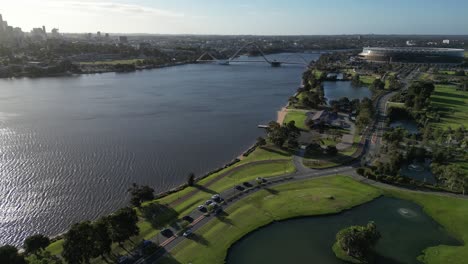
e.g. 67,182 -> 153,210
336,222 -> 381,261
371,78 -> 385,91
128,183 -> 155,207
0,245 -> 26,264
23,234 -> 50,255
266,122 -> 288,147
326,145 -> 338,156
62,222 -> 96,264
92,218 -> 112,260
187,172 -> 195,187
351,74 -> 361,87
256,137 -> 266,147
108,207 -> 140,245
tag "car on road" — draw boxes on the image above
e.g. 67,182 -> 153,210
182,215 -> 194,223
242,181 -> 252,187
161,228 -> 173,237
205,199 -> 214,206
198,205 -> 207,212
256,177 -> 267,183
212,194 -> 222,202
234,185 -> 245,191
183,229 -> 193,237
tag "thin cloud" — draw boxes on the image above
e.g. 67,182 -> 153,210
49,0 -> 185,17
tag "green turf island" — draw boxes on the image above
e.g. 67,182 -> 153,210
159,176 -> 468,264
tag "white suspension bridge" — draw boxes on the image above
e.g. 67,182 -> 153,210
196,42 -> 315,67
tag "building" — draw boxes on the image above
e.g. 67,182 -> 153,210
359,47 -> 465,64
442,39 -> 450,44
406,40 -> 416,46
119,36 -> 128,44
308,110 -> 338,126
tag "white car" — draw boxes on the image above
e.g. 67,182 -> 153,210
183,229 -> 192,237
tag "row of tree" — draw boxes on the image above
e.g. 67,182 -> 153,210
62,207 -> 140,263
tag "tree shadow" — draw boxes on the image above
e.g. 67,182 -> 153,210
147,248 -> 182,264
260,146 -> 293,157
140,203 -> 179,229
156,253 -> 183,264
188,233 -> 210,246
194,184 -> 217,195
215,211 -> 235,226
264,187 -> 280,195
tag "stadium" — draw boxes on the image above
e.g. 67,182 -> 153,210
359,47 -> 465,64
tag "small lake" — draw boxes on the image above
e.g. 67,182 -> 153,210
390,120 -> 420,134
323,81 -> 372,103
226,197 -> 459,264
401,162 -> 436,184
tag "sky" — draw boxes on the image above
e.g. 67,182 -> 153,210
1,0 -> 467,35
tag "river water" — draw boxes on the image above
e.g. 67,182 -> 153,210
0,53 -> 319,246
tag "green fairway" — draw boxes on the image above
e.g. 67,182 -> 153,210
162,176 -> 382,264
360,75 -> 379,86
384,190 -> 468,264
283,110 -> 309,130
429,85 -> 468,129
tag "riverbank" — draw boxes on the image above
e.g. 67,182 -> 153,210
0,60 -> 192,79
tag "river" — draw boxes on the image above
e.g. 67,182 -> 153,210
0,53 -> 319,246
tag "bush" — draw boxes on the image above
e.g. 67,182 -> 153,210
356,167 -> 365,176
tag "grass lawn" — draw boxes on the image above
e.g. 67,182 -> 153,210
384,189 -> 468,264
464,51 -> 468,58
162,176 -> 382,264
360,75 -> 379,86
80,59 -> 143,65
283,110 -> 309,130
419,73 -> 432,81
429,85 -> 468,129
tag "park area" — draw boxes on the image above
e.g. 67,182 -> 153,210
430,84 -> 468,129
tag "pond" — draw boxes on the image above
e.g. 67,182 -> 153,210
390,119 -> 420,134
401,161 -> 436,184
323,81 -> 372,103
226,197 -> 459,264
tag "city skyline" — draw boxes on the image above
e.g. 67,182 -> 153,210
2,0 -> 468,35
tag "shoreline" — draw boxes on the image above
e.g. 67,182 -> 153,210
0,61 -> 192,80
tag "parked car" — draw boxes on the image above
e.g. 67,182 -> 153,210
205,199 -> 214,206
234,185 -> 244,191
242,181 -> 252,187
256,177 -> 267,183
183,229 -> 193,237
182,215 -> 193,223
198,205 -> 207,212
161,228 -> 173,237
212,194 -> 221,202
